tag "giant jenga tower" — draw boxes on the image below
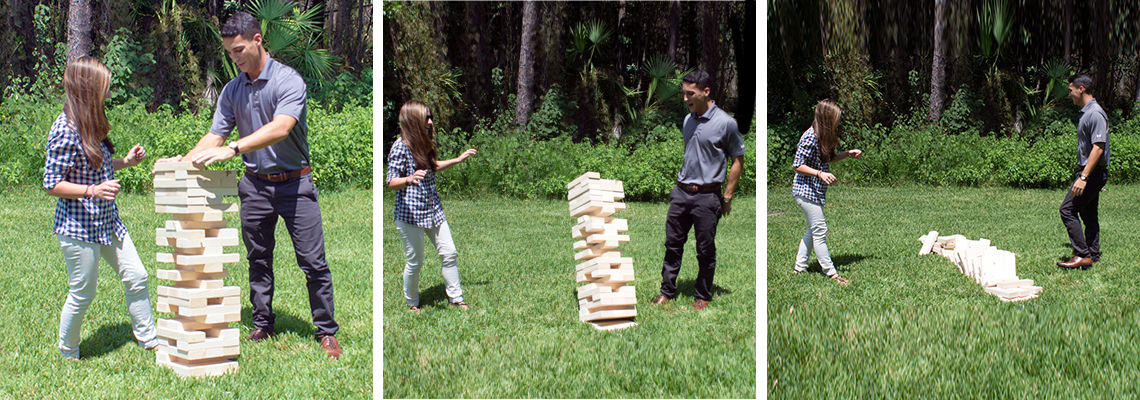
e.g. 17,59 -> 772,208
152,162 -> 242,377
568,172 -> 637,331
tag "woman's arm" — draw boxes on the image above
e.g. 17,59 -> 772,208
832,149 -> 862,162
46,180 -> 121,201
112,144 -> 146,171
437,149 -> 478,172
387,170 -> 427,191
794,164 -> 837,185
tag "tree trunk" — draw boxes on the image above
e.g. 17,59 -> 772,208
66,0 -> 92,64
514,0 -> 537,126
929,0 -> 948,121
730,1 -> 754,133
700,1 -> 719,101
611,0 -> 626,140
667,0 -> 680,64
1063,0 -> 1072,65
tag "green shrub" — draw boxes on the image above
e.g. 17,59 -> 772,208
1,95 -> 372,193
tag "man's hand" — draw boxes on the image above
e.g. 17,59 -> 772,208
93,179 -> 121,201
123,144 -> 146,167
1072,177 -> 1087,197
722,198 -> 733,217
190,146 -> 238,166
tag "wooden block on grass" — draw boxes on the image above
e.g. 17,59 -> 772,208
919,230 -> 938,255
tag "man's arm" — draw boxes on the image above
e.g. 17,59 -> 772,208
721,155 -> 744,216
1072,142 -> 1105,196
189,115 -> 297,165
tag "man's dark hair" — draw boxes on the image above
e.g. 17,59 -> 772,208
683,69 -> 713,93
221,12 -> 261,39
1069,73 -> 1094,95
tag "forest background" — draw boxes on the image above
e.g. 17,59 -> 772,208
768,0 -> 1140,189
383,1 -> 756,201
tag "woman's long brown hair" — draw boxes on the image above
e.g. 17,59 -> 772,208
812,99 -> 841,163
398,100 -> 438,172
62,56 -> 114,170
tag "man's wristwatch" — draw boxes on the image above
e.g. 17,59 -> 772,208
724,196 -> 733,204
228,141 -> 240,154
1078,173 -> 1088,181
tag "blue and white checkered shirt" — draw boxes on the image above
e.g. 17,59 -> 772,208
43,112 -> 128,245
385,139 -> 446,228
791,127 -> 830,206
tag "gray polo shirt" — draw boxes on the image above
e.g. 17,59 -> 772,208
1076,98 -> 1109,167
676,103 -> 746,186
209,56 -> 310,175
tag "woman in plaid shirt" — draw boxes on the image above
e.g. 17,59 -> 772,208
386,101 -> 477,312
43,57 -> 156,360
791,99 -> 862,285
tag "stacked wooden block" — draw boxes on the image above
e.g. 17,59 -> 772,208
153,162 -> 242,377
569,172 -> 637,331
918,231 -> 1043,302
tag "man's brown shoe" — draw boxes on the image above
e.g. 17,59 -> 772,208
247,328 -> 274,342
652,295 -> 670,305
320,336 -> 343,359
1058,256 -> 1093,269
694,299 -> 709,311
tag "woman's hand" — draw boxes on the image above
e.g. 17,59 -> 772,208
818,171 -> 837,185
123,144 -> 146,167
92,179 -> 121,201
457,149 -> 477,162
406,170 -> 428,185
847,149 -> 862,159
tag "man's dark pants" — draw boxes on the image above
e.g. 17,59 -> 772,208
1060,168 -> 1108,261
660,185 -> 722,301
239,172 -> 338,338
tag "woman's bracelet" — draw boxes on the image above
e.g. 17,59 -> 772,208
85,185 -> 92,199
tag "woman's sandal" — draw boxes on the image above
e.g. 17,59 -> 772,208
828,273 -> 849,285
450,301 -> 470,310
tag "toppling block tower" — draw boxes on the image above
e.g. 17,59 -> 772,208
153,162 -> 242,377
918,231 -> 1043,302
568,172 -> 637,331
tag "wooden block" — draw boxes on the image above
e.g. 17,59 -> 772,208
166,220 -> 228,230
156,269 -> 229,282
567,172 -> 601,190
996,279 -> 1034,289
919,230 -> 938,255
589,319 -> 637,331
156,203 -> 239,214
570,201 -> 626,218
579,306 -> 637,322
152,161 -> 205,172
157,344 -> 240,362
155,187 -> 239,198
159,295 -> 209,309
998,294 -> 1038,302
174,253 -> 240,266
178,211 -> 225,222
159,316 -> 228,332
175,304 -> 241,318
157,325 -> 207,343
158,286 -> 240,301
156,356 -> 239,378
576,283 -> 600,300
176,236 -> 241,249
154,196 -> 227,206
172,279 -> 225,290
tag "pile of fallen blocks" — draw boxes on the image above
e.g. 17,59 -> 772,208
568,172 -> 637,331
918,231 -> 1042,302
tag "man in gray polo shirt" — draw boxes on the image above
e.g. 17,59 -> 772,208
158,12 -> 341,358
651,70 -> 745,311
1058,73 -> 1110,270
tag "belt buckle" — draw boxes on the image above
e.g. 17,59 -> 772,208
268,172 -> 289,182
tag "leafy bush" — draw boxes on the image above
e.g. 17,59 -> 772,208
0,95 -> 371,193
429,110 -> 756,202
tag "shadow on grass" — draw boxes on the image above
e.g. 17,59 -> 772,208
241,306 -> 316,339
799,253 -> 873,274
418,281 -> 491,309
80,322 -> 132,359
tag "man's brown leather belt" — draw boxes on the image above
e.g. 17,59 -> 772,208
1078,164 -> 1107,170
246,166 -> 311,182
677,182 -> 721,193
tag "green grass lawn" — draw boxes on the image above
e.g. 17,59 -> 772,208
768,184 -> 1140,398
0,187 -> 372,399
383,192 -> 756,398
